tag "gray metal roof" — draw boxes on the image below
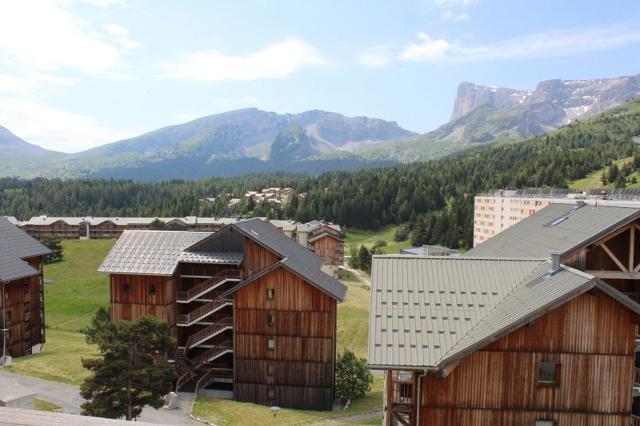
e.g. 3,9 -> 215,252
467,203 -> 640,258
367,255 -> 637,370
179,251 -> 243,265
98,230 -> 210,276
231,219 -> 348,301
0,218 -> 50,283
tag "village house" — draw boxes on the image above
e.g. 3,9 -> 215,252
0,218 -> 50,361
98,218 -> 347,410
370,202 -> 640,425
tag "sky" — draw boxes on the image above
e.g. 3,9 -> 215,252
1,0 -> 640,153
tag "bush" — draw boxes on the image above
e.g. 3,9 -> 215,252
373,240 -> 387,249
335,350 -> 373,405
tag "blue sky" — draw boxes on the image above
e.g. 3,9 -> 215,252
1,0 -> 639,152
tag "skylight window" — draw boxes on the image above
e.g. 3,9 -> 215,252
550,216 -> 568,226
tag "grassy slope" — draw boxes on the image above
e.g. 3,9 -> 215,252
45,239 -> 114,332
345,224 -> 412,255
7,239 -> 113,384
569,156 -> 636,190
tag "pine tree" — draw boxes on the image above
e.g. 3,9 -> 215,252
80,307 -> 175,420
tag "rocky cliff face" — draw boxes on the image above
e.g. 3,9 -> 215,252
445,74 -> 640,142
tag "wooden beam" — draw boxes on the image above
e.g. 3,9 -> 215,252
585,270 -> 640,280
440,360 -> 461,378
600,242 -> 628,272
595,223 -> 634,247
634,261 -> 640,273
631,227 -> 636,271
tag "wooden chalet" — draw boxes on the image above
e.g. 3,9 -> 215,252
369,202 -> 640,425
369,255 -> 640,426
0,218 -> 50,360
98,218 -> 347,410
307,223 -> 344,266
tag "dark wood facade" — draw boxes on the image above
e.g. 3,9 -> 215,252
384,291 -> 639,426
234,262 -> 336,410
110,274 -> 177,337
1,257 -> 46,358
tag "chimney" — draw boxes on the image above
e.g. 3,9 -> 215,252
549,251 -> 561,274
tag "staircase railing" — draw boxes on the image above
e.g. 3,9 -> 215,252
190,341 -> 233,368
186,318 -> 233,349
177,269 -> 242,303
177,299 -> 231,326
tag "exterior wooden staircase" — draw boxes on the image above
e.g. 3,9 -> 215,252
177,269 -> 241,303
186,319 -> 233,349
177,299 -> 232,326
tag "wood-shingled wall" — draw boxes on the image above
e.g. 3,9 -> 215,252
417,291 -> 637,425
234,261 -> 336,410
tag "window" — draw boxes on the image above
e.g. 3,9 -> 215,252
267,364 -> 274,376
149,284 -> 156,295
534,421 -> 557,426
267,312 -> 275,326
537,362 -> 559,386
267,338 -> 275,350
123,283 -> 131,294
267,388 -> 275,400
267,288 -> 275,300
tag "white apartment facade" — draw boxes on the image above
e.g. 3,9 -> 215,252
473,188 -> 640,246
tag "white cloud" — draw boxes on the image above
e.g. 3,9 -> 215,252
0,96 -> 135,152
158,38 -> 328,81
397,24 -> 640,63
104,23 -> 142,50
0,1 -> 128,75
441,10 -> 469,22
399,33 -> 454,62
427,0 -> 478,22
355,44 -> 394,67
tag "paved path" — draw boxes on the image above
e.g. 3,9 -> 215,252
0,369 -> 201,425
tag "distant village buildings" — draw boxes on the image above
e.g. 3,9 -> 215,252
199,187 -> 301,209
6,216 -> 344,267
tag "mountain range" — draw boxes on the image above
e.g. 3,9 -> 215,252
2,73 -> 639,181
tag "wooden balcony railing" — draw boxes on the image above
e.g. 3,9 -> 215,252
190,341 -> 233,368
635,367 -> 640,387
177,269 -> 241,303
186,318 -> 233,349
177,299 -> 231,326
631,414 -> 640,426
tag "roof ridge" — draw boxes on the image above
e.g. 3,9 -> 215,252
436,259 -> 547,364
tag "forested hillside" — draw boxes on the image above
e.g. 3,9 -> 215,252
2,98 -> 640,248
